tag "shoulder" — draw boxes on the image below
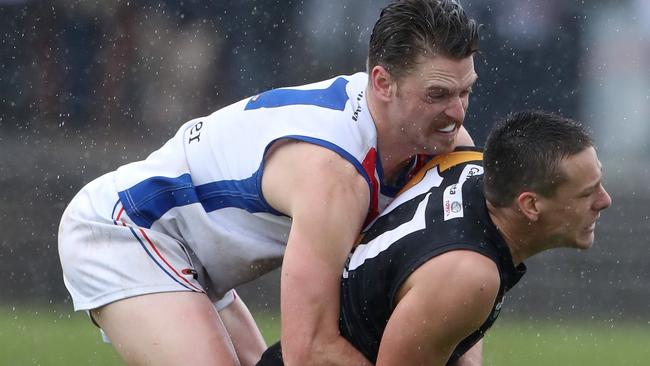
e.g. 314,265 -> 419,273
397,250 -> 500,312
265,140 -> 367,182
411,250 -> 499,290
377,250 -> 501,364
262,140 -> 370,215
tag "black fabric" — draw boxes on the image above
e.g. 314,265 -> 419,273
256,342 -> 283,366
256,149 -> 527,366
339,151 -> 526,365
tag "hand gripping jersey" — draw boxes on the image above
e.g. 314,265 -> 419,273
111,73 -> 404,297
338,148 -> 527,365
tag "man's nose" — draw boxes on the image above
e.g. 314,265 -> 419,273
445,96 -> 465,123
595,185 -> 612,211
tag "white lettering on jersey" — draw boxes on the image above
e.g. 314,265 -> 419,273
443,164 -> 484,221
459,164 -> 483,184
344,192 -> 431,277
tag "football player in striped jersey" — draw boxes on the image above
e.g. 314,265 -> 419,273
57,1 -> 480,364
258,110 -> 611,366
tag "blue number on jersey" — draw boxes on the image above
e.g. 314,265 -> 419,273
244,77 -> 349,111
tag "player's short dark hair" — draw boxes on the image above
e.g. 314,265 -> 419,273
483,110 -> 593,207
368,0 -> 480,78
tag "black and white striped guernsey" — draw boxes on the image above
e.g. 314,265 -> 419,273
339,147 -> 527,365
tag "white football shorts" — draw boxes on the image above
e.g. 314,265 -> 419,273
58,172 -> 236,314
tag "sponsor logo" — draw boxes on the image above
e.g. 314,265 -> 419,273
459,164 -> 484,184
443,183 -> 464,221
466,166 -> 481,177
449,184 -> 457,195
443,164 -> 483,221
351,91 -> 364,121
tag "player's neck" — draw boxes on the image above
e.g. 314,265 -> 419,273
486,201 -> 538,265
365,87 -> 414,178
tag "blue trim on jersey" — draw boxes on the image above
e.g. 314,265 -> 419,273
196,169 -> 277,214
118,133 -> 374,228
244,77 -> 350,111
118,172 -> 279,229
111,199 -> 120,220
118,174 -> 198,228
373,150 -> 397,197
380,184 -> 399,198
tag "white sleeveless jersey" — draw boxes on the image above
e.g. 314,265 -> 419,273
111,72 -> 392,295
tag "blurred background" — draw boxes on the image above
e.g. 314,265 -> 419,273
1,0 -> 649,364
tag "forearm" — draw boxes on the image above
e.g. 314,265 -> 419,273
261,141 -> 372,365
280,248 -> 371,366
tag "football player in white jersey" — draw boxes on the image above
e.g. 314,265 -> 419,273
257,110 -> 612,366
58,1 -> 480,365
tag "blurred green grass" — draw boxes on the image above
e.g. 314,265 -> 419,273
2,305 -> 648,365
483,319 -> 650,366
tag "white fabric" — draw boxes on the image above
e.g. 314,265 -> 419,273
58,172 -> 205,312
59,73 -> 389,308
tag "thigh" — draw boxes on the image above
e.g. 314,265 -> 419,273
92,291 -> 240,366
218,292 -> 267,366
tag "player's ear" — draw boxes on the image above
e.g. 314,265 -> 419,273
516,191 -> 540,221
370,65 -> 394,101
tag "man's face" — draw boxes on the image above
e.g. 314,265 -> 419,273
387,54 -> 477,155
538,147 -> 612,249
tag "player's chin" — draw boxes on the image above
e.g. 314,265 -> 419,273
424,137 -> 456,154
575,231 -> 595,250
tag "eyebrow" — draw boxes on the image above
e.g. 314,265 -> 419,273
579,181 -> 600,196
427,76 -> 478,94
579,165 -> 604,195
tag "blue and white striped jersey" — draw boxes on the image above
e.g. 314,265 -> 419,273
110,72 -> 395,296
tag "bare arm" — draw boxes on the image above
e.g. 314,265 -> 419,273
376,250 -> 499,366
262,140 -> 372,366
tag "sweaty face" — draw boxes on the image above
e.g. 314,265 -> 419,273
538,147 -> 612,250
388,55 -> 477,155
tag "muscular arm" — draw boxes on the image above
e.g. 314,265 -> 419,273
376,250 -> 499,366
262,140 -> 372,366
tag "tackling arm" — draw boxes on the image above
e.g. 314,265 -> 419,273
376,250 -> 499,366
262,140 -> 372,366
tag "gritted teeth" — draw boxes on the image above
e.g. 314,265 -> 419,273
437,123 -> 456,133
